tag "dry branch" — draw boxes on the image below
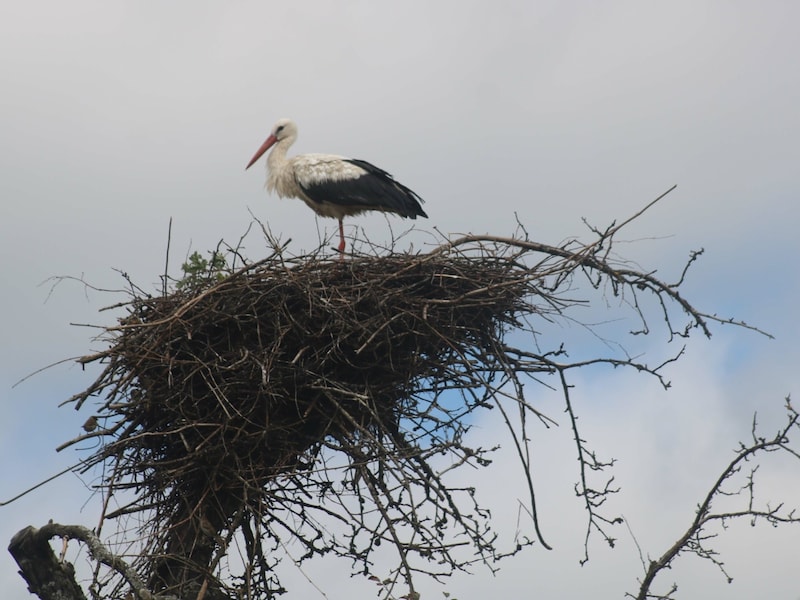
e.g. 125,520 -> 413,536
629,399 -> 800,600
37,193 -> 761,599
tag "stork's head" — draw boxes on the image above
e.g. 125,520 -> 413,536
246,118 -> 298,170
271,118 -> 297,141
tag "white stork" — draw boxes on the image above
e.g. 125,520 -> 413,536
246,118 -> 427,254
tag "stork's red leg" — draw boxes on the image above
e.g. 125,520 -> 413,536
337,219 -> 346,256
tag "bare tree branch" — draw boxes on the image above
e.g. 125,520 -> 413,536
630,398 -> 800,600
9,191 -> 775,599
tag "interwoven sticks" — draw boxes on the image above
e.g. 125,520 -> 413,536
62,217 -> 726,598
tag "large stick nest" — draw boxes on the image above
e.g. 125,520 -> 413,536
62,200 -> 734,599
93,247 -> 529,499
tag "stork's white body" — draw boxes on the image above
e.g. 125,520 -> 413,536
267,153 -> 379,220
246,119 -> 427,254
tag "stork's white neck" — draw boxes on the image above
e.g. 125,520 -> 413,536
267,135 -> 292,171
266,135 -> 297,198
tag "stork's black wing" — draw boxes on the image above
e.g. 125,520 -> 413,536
298,158 -> 427,219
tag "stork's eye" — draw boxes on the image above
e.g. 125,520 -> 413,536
276,125 -> 285,134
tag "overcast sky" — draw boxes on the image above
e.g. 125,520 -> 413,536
1,2 -> 799,598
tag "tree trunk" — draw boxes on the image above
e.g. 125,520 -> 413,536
8,525 -> 87,600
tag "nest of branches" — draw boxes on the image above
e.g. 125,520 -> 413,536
62,195 -> 736,599
69,240 -> 542,598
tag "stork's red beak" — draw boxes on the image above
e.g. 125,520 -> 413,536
245,134 -> 278,170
